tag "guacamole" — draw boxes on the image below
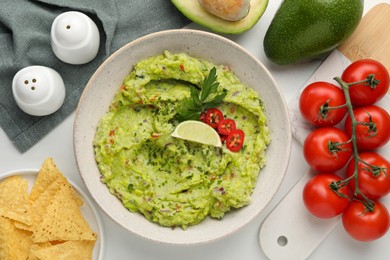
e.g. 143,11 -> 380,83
93,51 -> 270,229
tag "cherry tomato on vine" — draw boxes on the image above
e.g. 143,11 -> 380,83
226,129 -> 245,152
341,59 -> 389,107
342,200 -> 390,242
303,173 -> 350,219
344,105 -> 390,151
204,108 -> 224,129
299,82 -> 347,127
346,152 -> 390,200
303,127 -> 352,172
218,118 -> 236,136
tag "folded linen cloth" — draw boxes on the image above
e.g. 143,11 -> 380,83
0,0 -> 189,152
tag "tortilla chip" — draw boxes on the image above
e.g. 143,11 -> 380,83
16,176 -> 85,234
1,158 -> 97,260
12,212 -> 33,232
29,158 -> 63,201
29,158 -> 84,206
0,216 -> 32,260
28,242 -> 52,260
0,217 -> 7,259
0,176 -> 32,226
57,176 -> 84,207
14,178 -> 63,232
32,184 -> 97,243
32,240 -> 95,260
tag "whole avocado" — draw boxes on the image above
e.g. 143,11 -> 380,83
263,0 -> 364,65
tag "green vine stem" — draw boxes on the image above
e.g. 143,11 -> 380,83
347,74 -> 380,89
333,76 -> 375,211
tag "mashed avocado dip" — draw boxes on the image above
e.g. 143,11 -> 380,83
93,51 -> 270,229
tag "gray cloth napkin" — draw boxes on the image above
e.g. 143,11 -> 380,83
0,0 -> 189,152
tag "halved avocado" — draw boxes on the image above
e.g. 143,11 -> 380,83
171,0 -> 269,34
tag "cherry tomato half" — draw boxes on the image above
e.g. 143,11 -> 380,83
341,59 -> 389,107
303,127 -> 352,172
303,173 -> 350,219
226,129 -> 245,152
204,108 -> 224,129
218,118 -> 236,136
199,111 -> 207,122
299,81 -> 347,127
346,152 -> 390,200
219,133 -> 227,143
344,105 -> 390,151
342,200 -> 390,242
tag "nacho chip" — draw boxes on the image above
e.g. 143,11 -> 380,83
57,177 -> 84,207
29,158 -> 84,206
32,240 -> 95,260
29,158 -> 63,201
15,177 -> 65,232
16,176 -> 84,233
1,158 -> 97,260
32,184 -> 97,243
12,212 -> 33,232
0,176 -> 32,226
0,217 -> 7,259
28,242 -> 52,260
0,216 -> 32,260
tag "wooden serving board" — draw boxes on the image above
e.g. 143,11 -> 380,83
338,3 -> 390,81
259,3 -> 390,260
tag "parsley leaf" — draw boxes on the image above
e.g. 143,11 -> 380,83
175,67 -> 226,122
200,67 -> 219,102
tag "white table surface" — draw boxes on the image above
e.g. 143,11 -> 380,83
1,0 -> 389,259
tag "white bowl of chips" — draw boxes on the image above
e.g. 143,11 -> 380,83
0,158 -> 104,259
74,29 -> 291,245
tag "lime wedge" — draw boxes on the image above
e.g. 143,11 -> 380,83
171,120 -> 222,147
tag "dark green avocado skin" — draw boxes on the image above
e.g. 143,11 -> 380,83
264,0 -> 364,65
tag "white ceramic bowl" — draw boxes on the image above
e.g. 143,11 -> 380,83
74,29 -> 291,245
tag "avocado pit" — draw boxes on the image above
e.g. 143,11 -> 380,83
198,0 -> 250,21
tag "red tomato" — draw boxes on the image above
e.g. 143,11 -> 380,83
218,118 -> 236,135
303,127 -> 353,172
341,59 -> 390,106
344,105 -> 390,151
299,82 -> 347,127
303,173 -> 350,219
226,129 -> 245,152
342,200 -> 390,242
199,111 -> 207,122
204,108 -> 224,129
219,133 -> 227,143
346,152 -> 390,200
